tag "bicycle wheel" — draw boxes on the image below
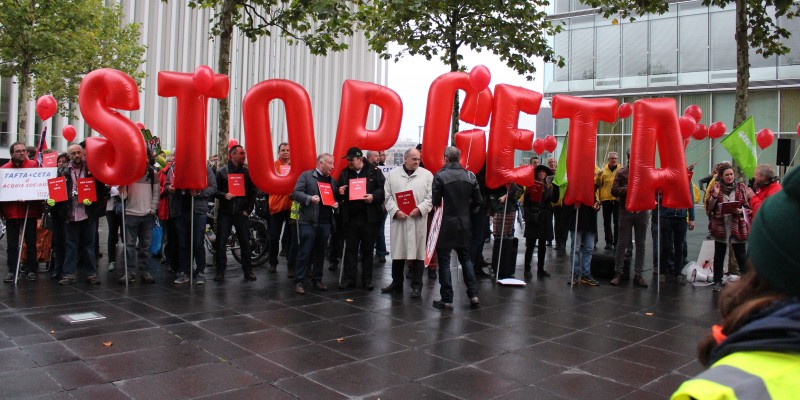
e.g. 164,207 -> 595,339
231,218 -> 269,266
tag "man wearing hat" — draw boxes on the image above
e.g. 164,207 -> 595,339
336,147 -> 385,290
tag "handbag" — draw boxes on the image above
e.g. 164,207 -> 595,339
150,217 -> 163,256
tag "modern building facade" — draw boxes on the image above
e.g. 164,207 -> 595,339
542,0 -> 800,178
0,0 -> 385,159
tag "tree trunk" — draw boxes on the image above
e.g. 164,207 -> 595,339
216,0 -> 236,164
448,10 -> 460,144
17,70 -> 31,144
733,0 -> 749,127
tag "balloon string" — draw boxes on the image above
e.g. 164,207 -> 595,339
789,146 -> 800,165
602,119 -> 620,166
690,139 -> 725,166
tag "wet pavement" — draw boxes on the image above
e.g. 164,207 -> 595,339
0,212 -> 718,399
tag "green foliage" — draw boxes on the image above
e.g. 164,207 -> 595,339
0,0 -> 146,118
356,0 -> 564,80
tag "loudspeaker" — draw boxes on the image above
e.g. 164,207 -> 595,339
777,138 -> 792,166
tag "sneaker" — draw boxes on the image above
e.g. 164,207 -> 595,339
580,276 -> 600,286
26,272 -> 37,281
4,273 -> 15,283
633,274 -> 649,288
711,283 -> 723,292
119,274 -> 136,284
59,274 -> 76,285
295,284 -> 305,295
107,261 -> 115,272
195,273 -> 206,285
174,273 -> 189,284
432,300 -> 453,309
566,276 -> 580,286
604,243 -> 614,250
86,275 -> 101,284
141,273 -> 155,284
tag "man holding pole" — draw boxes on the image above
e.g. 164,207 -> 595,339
2,142 -> 41,282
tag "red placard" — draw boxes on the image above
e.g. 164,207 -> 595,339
228,174 -> 245,197
77,177 -> 97,203
48,177 -> 68,203
279,164 -> 290,176
317,182 -> 335,206
348,178 -> 367,201
395,190 -> 417,216
42,152 -> 58,168
718,201 -> 738,215
527,181 -> 543,203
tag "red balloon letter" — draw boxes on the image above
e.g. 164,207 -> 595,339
628,98 -> 693,211
78,69 -> 147,186
485,84 -> 542,189
421,72 -> 493,173
158,68 -> 229,190
332,80 -> 403,176
242,79 -> 317,195
551,95 -> 618,206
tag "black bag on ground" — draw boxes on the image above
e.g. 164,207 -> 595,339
492,236 -> 518,279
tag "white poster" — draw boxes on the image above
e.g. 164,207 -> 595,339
0,168 -> 58,202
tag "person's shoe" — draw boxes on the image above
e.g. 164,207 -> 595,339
214,272 -> 225,282
107,261 -> 115,272
295,284 -> 305,295
580,276 -> 600,286
339,280 -> 355,290
604,243 -> 614,251
428,269 -> 437,280
552,243 -> 559,250
381,282 -> 402,293
524,270 -> 533,280
86,275 -> 101,285
410,289 -> 421,298
469,297 -> 480,308
432,300 -> 453,309
141,273 -> 155,284
566,276 -> 580,286
174,273 -> 189,284
59,274 -> 76,285
711,282 -> 723,292
537,269 -> 551,278
243,272 -> 257,281
50,273 -> 61,280
610,272 -> 622,286
195,273 -> 206,285
377,256 -> 386,263
633,274 -> 649,288
363,280 -> 374,291
26,272 -> 37,281
118,274 -> 136,284
268,264 -> 277,273
4,273 -> 15,283
313,281 -> 327,291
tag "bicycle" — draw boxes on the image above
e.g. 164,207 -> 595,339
204,195 -> 269,266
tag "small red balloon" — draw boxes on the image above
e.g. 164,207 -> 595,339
684,104 -> 702,123
691,123 -> 708,141
708,121 -> 726,139
193,65 -> 215,93
61,125 -> 77,143
756,128 -> 774,150
36,95 -> 57,121
136,122 -> 146,130
618,103 -> 633,119
543,135 -> 558,153
468,65 -> 491,92
533,138 -> 546,154
228,138 -> 239,149
796,122 -> 800,138
679,116 -> 696,139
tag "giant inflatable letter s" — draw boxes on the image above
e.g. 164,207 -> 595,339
332,80 -> 402,176
421,72 -> 493,174
485,84 -> 542,189
243,80 -> 317,195
78,69 -> 147,186
551,95 -> 618,206
627,98 -> 692,211
158,66 -> 229,190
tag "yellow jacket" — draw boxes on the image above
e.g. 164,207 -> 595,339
595,163 -> 619,202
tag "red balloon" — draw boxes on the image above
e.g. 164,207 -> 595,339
193,65 -> 215,93
551,95 -> 618,206
797,122 -> 800,138
486,84 -> 542,189
135,122 -> 145,130
228,138 -> 239,149
78,69 -> 146,186
61,125 -> 77,143
36,95 -> 57,121
454,129 -> 487,172
469,65 -> 491,92
756,128 -> 774,149
544,135 -> 558,153
708,121 -> 726,139
159,69 -> 229,190
628,98 -> 693,211
691,123 -> 708,141
243,79 -> 317,195
533,138 -> 546,154
684,104 -> 702,123
618,102 -> 633,119
422,71 -> 492,174
683,137 -> 691,150
679,116 -> 696,139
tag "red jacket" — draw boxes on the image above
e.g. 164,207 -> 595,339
0,159 -> 43,219
750,181 -> 781,219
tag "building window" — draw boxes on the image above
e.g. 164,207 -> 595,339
679,14 -> 708,73
622,21 -> 648,77
554,29 -> 570,81
780,89 -> 800,132
649,18 -> 677,75
596,26 -> 620,80
710,11 -> 736,71
555,0 -> 570,14
571,28 -> 595,80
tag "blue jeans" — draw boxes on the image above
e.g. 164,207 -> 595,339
569,230 -> 594,277
295,223 -> 331,284
63,219 -> 98,277
176,212 -> 206,277
124,214 -> 153,275
436,246 -> 478,303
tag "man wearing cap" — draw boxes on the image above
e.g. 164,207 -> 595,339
337,147 -> 385,290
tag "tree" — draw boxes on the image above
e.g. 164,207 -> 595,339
181,0 -> 360,162
0,0 -> 145,141
357,0 -> 564,137
580,0 -> 800,127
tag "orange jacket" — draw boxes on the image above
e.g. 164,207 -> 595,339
268,159 -> 293,214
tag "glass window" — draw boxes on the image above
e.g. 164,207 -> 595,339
571,28 -> 595,80
710,11 -> 736,71
572,0 -> 592,12
596,26 -> 620,79
749,90 -> 779,131
779,16 -> 800,66
681,93 -> 711,125
780,89 -> 800,132
555,0 -> 570,14
554,29 -> 570,81
679,14 -> 708,73
622,21 -> 648,77
650,18 -> 677,75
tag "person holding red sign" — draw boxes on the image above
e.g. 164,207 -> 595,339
291,153 -> 339,294
336,147 -> 385,290
214,145 -> 257,282
431,146 -> 483,310
2,142 -> 42,282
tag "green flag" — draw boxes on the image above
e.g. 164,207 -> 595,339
553,135 -> 568,203
721,116 -> 758,179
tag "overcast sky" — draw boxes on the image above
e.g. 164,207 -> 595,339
384,45 -> 547,144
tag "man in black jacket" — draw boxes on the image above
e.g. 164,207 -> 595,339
336,147 -> 385,290
431,147 -> 483,309
214,145 -> 257,282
